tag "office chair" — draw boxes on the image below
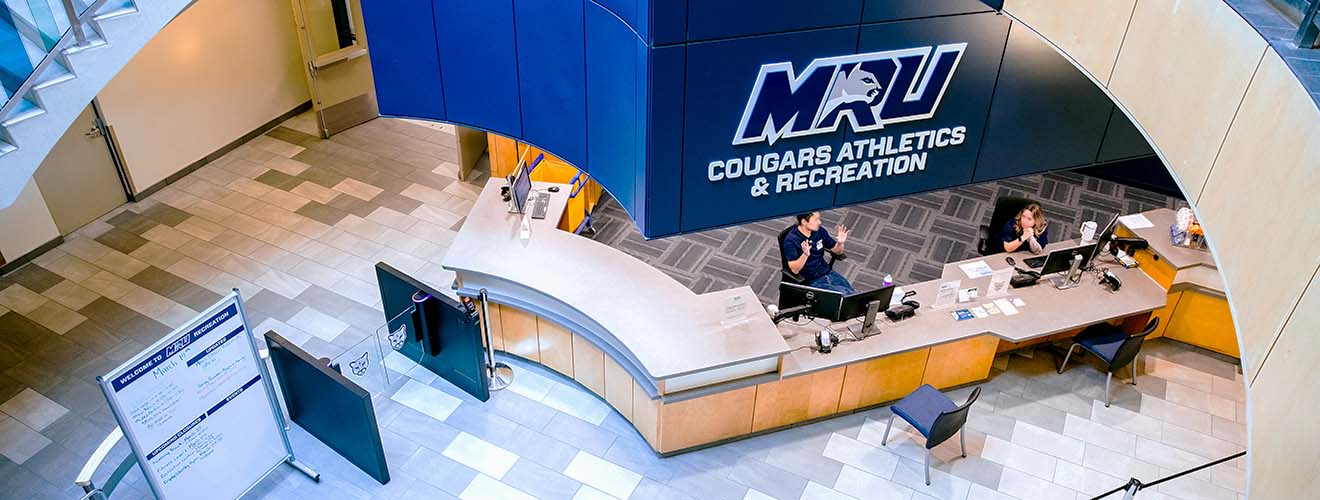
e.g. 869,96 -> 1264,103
1058,317 -> 1160,407
776,224 -> 845,284
881,384 -> 981,486
977,196 -> 1035,256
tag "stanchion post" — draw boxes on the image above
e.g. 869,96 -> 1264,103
478,289 -> 513,391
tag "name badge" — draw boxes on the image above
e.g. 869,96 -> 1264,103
815,240 -> 823,250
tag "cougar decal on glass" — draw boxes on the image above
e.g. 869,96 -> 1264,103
733,43 -> 967,146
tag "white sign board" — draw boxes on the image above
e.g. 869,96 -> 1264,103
98,292 -> 289,500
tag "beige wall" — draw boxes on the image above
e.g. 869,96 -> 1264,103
1007,1 -> 1320,498
98,0 -> 309,193
0,179 -> 60,262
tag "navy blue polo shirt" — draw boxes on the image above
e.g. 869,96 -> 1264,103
783,227 -> 837,282
1001,219 -> 1049,251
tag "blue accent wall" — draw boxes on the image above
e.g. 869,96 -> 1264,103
361,0 -> 1158,238
433,0 -> 523,135
515,0 -> 588,167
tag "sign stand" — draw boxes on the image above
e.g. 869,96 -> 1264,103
96,289 -> 318,500
233,289 -> 321,484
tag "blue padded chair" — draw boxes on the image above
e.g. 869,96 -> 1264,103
1058,317 -> 1159,407
881,384 -> 981,485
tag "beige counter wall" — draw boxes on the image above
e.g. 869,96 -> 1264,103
97,0 -> 309,194
1005,1 -> 1320,497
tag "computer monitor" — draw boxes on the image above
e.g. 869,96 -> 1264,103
839,285 -> 895,338
1040,243 -> 1099,276
839,286 -> 895,322
509,163 -> 532,214
778,282 -> 844,321
1086,214 -> 1121,266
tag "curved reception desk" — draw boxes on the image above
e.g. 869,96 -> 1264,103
443,179 -> 1171,454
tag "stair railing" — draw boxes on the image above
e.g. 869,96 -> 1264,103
0,0 -> 116,123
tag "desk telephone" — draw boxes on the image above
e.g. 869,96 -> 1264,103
884,290 -> 921,321
1005,256 -> 1041,288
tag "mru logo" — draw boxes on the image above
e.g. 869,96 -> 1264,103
733,43 -> 967,146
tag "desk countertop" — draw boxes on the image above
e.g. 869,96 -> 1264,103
1121,208 -> 1224,296
777,241 -> 1168,377
442,179 -> 790,381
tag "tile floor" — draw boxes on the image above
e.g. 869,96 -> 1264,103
0,113 -> 1246,499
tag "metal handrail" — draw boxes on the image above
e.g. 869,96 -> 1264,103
1297,0 -> 1320,48
75,426 -> 146,500
0,0 -> 118,123
1090,450 -> 1246,499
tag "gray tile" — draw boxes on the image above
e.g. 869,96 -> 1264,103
128,266 -> 192,297
399,445 -> 478,497
255,169 -> 304,191
296,201 -> 351,226
267,126 -> 320,147
539,411 -> 618,457
106,210 -> 158,234
139,202 -> 192,227
3,265 -> 63,294
727,456 -> 809,500
0,389 -> 68,431
502,459 -> 581,500
94,228 -> 149,255
0,415 -> 51,464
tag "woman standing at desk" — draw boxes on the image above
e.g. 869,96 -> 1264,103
1002,202 -> 1050,254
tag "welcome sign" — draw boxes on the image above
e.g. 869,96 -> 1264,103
679,14 -> 1010,231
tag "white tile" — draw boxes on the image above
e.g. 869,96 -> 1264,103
442,432 -> 518,480
800,480 -> 863,500
996,468 -> 1077,500
1081,445 -> 1159,483
1140,395 -> 1211,434
823,433 -> 901,479
1212,462 -> 1246,493
1206,393 -> 1237,421
1160,422 -> 1240,460
405,363 -> 440,385
0,389 -> 69,431
1052,459 -> 1121,497
541,381 -> 611,426
1211,416 -> 1246,447
563,451 -> 642,500
980,435 -> 1056,480
967,484 -> 1018,500
1010,421 -> 1084,464
1155,473 -> 1237,500
743,488 -> 777,500
1135,437 -> 1204,471
1163,381 -> 1212,413
390,379 -> 461,422
1062,414 -> 1136,456
572,485 -> 617,500
889,457 -> 970,500
857,417 -> 929,464
832,466 -> 913,500
1145,357 -> 1213,393
458,473 -> 536,500
1210,375 -> 1245,403
505,365 -> 558,403
0,415 -> 51,464
384,350 -> 419,375
1090,400 -> 1162,440
287,307 -> 349,342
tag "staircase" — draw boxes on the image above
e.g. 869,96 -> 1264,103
0,0 -> 193,208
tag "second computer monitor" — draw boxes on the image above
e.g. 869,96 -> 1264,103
1040,243 -> 1099,276
838,285 -> 895,322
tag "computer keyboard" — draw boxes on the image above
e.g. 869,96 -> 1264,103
1024,255 -> 1046,268
530,192 -> 551,219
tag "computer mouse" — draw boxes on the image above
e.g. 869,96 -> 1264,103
548,186 -> 560,192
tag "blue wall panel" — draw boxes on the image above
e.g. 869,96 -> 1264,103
833,13 -> 1009,205
514,0 -> 588,167
686,1 -> 863,42
862,0 -> 994,23
586,3 -> 642,215
1098,107 -> 1156,162
360,0 -> 445,120
643,46 -> 685,236
679,26 -> 859,232
651,0 -> 687,45
972,22 -> 1111,183
433,0 -> 523,135
594,0 -> 639,37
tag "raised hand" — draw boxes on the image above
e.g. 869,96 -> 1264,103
836,224 -> 849,244
801,240 -> 812,254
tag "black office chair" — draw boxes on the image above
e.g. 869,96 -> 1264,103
1058,317 -> 1159,407
881,385 -> 981,485
776,224 -> 845,284
977,196 -> 1035,255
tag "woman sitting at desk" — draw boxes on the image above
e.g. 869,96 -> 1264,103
1002,202 -> 1050,254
